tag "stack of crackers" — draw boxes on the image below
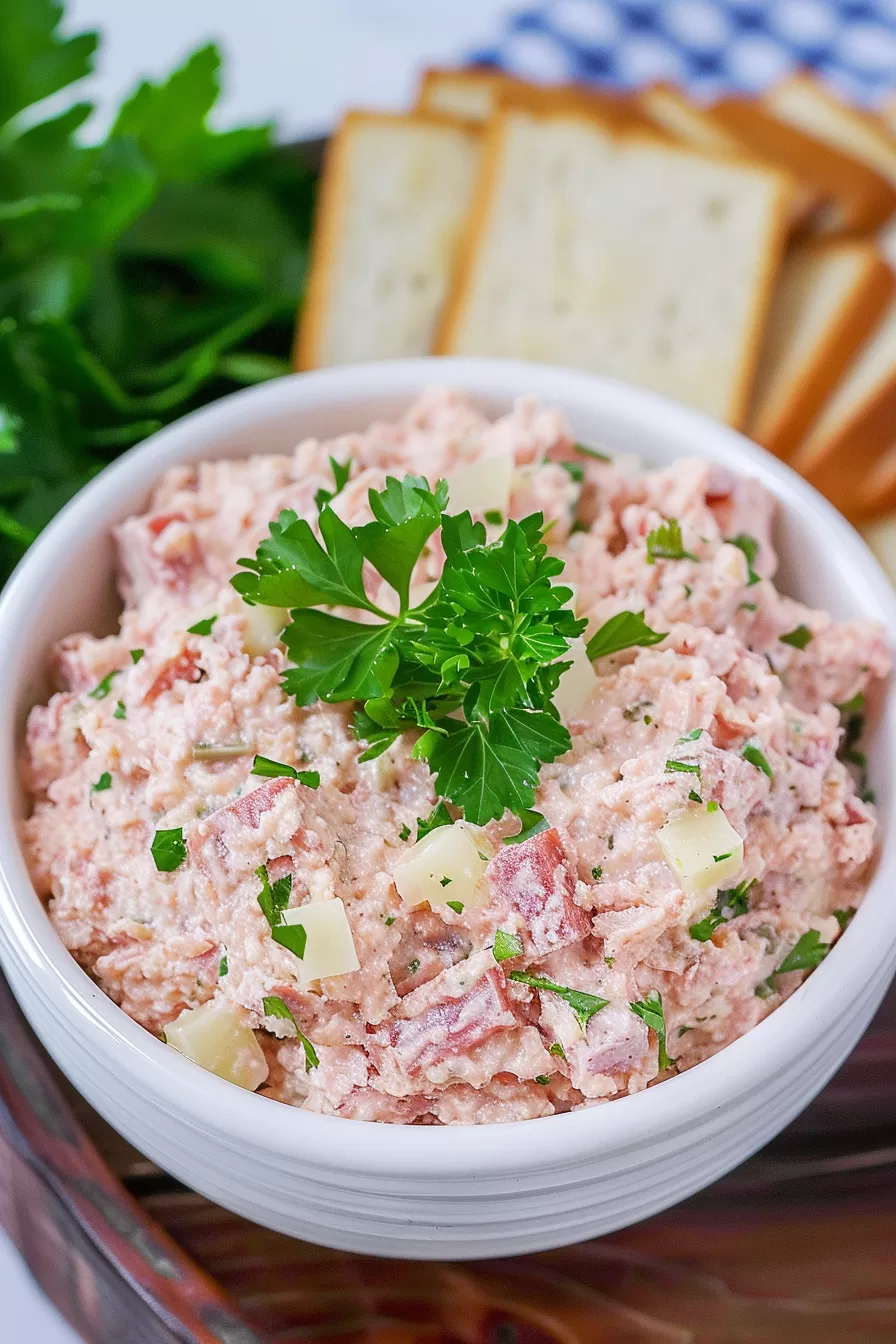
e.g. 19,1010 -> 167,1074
294,66 -> 896,567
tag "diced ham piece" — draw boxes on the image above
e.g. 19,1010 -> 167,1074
116,509 -> 204,601
142,650 -> 202,704
189,778 -> 297,884
486,828 -> 590,956
384,954 -> 518,1075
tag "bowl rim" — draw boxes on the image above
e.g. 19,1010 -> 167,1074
1,354 -> 895,1179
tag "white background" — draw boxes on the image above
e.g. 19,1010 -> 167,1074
1,2 -> 515,1340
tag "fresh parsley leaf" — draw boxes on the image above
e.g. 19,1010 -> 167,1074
219,954 -> 228,977
503,809 -> 551,845
534,1074 -> 551,1085
776,929 -> 830,975
559,461 -> 585,484
574,443 -> 610,462
398,823 -> 411,842
630,989 -> 673,1071
113,699 -> 126,719
250,754 -> 319,787
445,900 -> 464,914
88,670 -> 119,699
314,455 -> 352,512
728,533 -> 760,586
408,958 -> 420,974
493,929 -> 523,962
665,759 -> 701,776
677,728 -> 703,742
688,789 -> 703,804
508,971 -> 609,1031
548,1042 -> 567,1059
585,610 -> 666,660
151,826 -> 186,871
187,613 -> 217,635
837,693 -> 865,714
591,865 -> 603,881
689,879 -> 755,941
416,802 -> 452,840
742,739 -> 773,779
262,995 -> 318,1070
384,915 -> 396,926
779,624 -> 813,650
678,1025 -> 693,1038
484,509 -> 503,526
255,865 -> 308,959
91,771 -> 112,793
130,649 -> 144,664
834,907 -> 856,931
646,519 -> 697,564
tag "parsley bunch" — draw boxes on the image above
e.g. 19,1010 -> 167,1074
0,1 -> 314,582
233,476 -> 587,825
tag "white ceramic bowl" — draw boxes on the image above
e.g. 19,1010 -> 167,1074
1,358 -> 895,1261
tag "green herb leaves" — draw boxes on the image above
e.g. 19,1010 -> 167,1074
256,864 -> 306,958
262,995 -> 318,1070
493,929 -> 523,962
151,826 -> 186,871
88,670 -> 119,699
508,971 -> 609,1031
236,483 -> 585,825
646,519 -> 697,564
250,754 -> 319,786
90,771 -> 112,793
630,989 -> 673,1071
728,533 -> 761,586
689,879 -> 755,941
776,928 -> 830,975
187,613 -> 217,636
742,739 -> 773,779
585,610 -> 666,661
779,624 -> 813,650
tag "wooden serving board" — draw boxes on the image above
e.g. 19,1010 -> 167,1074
2,965 -> 896,1344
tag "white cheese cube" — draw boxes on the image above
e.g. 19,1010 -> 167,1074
166,999 -> 269,1091
393,821 -> 491,909
445,453 -> 513,517
243,604 -> 289,657
553,636 -> 598,721
281,897 -> 360,982
657,803 -> 744,896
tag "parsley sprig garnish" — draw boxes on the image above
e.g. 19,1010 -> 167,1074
233,477 -> 587,825
646,519 -> 697,564
689,878 -> 755,941
630,989 -> 673,1071
256,864 -> 306,958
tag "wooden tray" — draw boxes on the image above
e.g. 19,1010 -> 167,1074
2,964 -> 896,1344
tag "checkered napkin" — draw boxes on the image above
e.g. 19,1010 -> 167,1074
470,0 -> 896,105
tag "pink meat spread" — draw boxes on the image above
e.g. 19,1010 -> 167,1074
21,389 -> 890,1125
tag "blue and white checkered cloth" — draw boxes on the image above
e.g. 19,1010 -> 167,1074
471,1 -> 896,106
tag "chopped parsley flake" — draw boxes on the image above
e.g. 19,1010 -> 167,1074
706,800 -> 719,813
689,879 -> 755,941
484,509 -> 503,526
574,442 -> 611,462
665,759 -> 701,776
493,929 -> 524,962
251,754 -> 319,787
187,614 -> 218,636
508,971 -> 609,1031
678,1025 -> 693,1038
712,852 -> 732,863
688,789 -> 703,804
408,958 -> 420,974
151,827 -> 186,872
591,866 -> 603,881
677,728 -> 702,742
91,771 -> 112,793
384,915 -> 396,926
256,865 -> 307,958
742,739 -> 773,778
728,533 -> 760,586
585,610 -> 665,660
88,671 -> 119,700
604,955 -> 615,968
445,900 -> 464,914
219,954 -> 228,977
630,989 -> 673,1071
560,461 -> 585,484
776,928 -> 830,975
837,693 -> 864,714
779,624 -> 813,650
113,700 -> 126,720
739,602 -> 757,612
262,995 -> 319,1070
549,1042 -> 567,1059
439,875 -> 452,887
834,907 -> 856,931
398,823 -> 411,842
534,1074 -> 551,1085
416,802 -> 452,841
646,518 -> 698,564
130,649 -> 144,664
